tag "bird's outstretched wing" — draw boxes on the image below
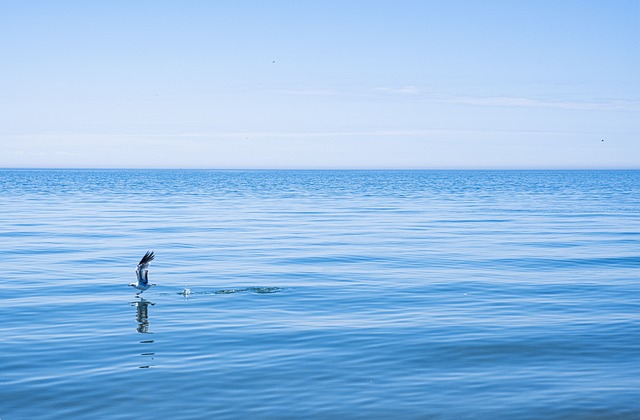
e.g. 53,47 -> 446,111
136,251 -> 155,284
137,251 -> 155,270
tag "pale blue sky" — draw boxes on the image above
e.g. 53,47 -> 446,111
1,0 -> 638,168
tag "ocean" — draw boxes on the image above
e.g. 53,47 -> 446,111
1,169 -> 639,419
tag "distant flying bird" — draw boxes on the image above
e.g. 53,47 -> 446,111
130,251 -> 156,293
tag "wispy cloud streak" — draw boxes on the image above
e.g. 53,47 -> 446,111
273,84 -> 638,111
439,95 -> 640,111
374,85 -> 420,94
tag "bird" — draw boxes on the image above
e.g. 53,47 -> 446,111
129,251 -> 156,294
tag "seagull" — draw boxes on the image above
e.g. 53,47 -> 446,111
130,251 -> 156,294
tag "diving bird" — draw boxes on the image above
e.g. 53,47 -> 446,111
130,251 -> 156,293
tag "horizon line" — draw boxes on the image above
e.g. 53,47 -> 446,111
2,166 -> 639,171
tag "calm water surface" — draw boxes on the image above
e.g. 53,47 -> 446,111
1,170 -> 639,419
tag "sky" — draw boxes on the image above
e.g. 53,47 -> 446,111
1,0 -> 638,169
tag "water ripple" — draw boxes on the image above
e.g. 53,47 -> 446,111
1,169 -> 639,418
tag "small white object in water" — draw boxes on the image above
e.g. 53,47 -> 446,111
180,288 -> 191,296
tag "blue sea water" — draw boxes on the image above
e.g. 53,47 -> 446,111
1,169 -> 639,419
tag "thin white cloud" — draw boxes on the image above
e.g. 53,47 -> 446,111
273,85 -> 637,111
55,150 -> 80,157
274,85 -> 422,97
374,85 -> 420,94
6,126 -> 601,144
276,88 -> 340,96
444,95 -> 640,111
111,129 -> 458,140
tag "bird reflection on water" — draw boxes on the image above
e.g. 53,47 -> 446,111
132,298 -> 156,368
132,298 -> 155,334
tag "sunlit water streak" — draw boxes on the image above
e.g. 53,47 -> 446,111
1,169 -> 639,419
